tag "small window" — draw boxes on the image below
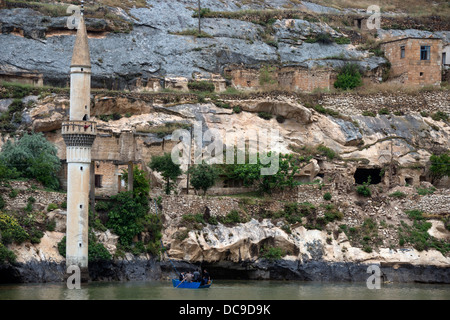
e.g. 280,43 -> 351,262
420,46 -> 430,60
400,46 -> 405,59
443,52 -> 447,65
420,72 -> 424,77
95,175 -> 102,188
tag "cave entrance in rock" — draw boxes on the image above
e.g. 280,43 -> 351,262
354,168 -> 382,184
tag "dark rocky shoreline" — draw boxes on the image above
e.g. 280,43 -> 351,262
1,257 -> 449,284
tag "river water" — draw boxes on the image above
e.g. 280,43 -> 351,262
0,280 -> 449,300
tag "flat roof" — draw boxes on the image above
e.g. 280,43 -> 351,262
381,37 -> 442,45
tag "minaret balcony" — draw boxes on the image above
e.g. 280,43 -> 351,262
62,120 -> 97,147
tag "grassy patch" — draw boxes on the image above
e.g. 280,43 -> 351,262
398,210 -> 450,254
172,29 -> 213,38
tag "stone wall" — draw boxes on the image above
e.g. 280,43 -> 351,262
317,90 -> 450,116
277,66 -> 336,92
224,65 -> 337,93
403,193 -> 450,215
0,72 -> 43,87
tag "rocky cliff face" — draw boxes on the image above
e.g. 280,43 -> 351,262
0,0 -> 390,90
1,89 -> 449,283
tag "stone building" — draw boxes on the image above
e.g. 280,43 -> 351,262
277,66 -> 336,92
380,37 -> 443,86
0,64 -> 43,87
223,65 -> 336,92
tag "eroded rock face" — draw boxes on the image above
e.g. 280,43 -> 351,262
166,218 -> 450,267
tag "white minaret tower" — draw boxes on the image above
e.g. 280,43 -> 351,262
62,2 -> 96,281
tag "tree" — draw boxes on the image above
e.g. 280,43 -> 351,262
189,163 -> 219,195
106,191 -> 148,246
222,152 -> 302,194
334,63 -> 363,90
0,133 -> 61,189
149,153 -> 182,195
121,165 -> 150,200
430,153 -> 450,180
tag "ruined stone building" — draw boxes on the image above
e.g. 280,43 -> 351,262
224,65 -> 336,92
0,64 -> 43,87
381,37 -> 443,86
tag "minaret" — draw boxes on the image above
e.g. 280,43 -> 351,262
62,3 -> 96,281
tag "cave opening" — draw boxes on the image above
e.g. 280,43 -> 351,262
354,168 -> 382,184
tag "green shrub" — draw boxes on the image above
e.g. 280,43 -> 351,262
220,210 -> 242,225
260,245 -> 284,261
45,219 -> 56,232
257,112 -> 273,120
356,184 -> 371,197
0,133 -> 61,190
306,33 -> 334,44
174,29 -> 213,38
399,210 -> 450,254
57,235 -> 66,257
323,192 -> 332,201
0,194 -> 5,210
47,203 -> 58,212
378,108 -> 390,115
0,243 -> 16,265
362,111 -> 376,117
356,176 -> 372,197
431,111 -> 449,122
312,104 -> 340,117
334,63 -> 363,90
9,189 -> 18,198
389,191 -> 407,198
323,204 -> 344,223
316,145 -> 336,160
335,37 -> 351,44
88,231 -> 112,262
233,106 -> 242,114
417,186 -> 436,196
192,7 -> 211,18
188,81 -> 215,92
0,213 -> 29,245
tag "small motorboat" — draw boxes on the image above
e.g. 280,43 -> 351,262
172,279 -> 213,289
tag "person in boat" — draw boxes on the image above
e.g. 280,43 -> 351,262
202,269 -> 210,285
185,271 -> 194,282
179,272 -> 185,281
193,269 -> 201,283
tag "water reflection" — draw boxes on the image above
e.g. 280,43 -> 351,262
0,280 -> 449,300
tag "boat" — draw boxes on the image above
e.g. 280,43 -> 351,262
172,279 -> 213,289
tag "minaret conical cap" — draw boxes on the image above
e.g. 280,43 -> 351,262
71,16 -> 91,68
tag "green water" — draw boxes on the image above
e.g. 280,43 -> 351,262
0,280 -> 449,300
